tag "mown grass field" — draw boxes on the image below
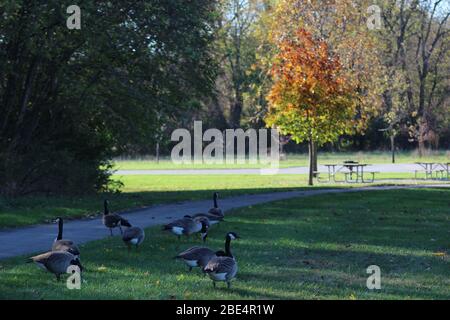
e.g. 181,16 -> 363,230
113,150 -> 450,170
0,189 -> 449,299
0,175 -> 319,229
0,172 -> 447,229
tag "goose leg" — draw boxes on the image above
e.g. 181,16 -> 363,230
213,281 -> 216,288
227,281 -> 231,289
189,267 -> 192,272
56,274 -> 61,282
110,228 -> 113,236
119,226 -> 123,234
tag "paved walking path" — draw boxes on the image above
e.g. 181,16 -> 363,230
0,184 -> 448,260
115,163 -> 422,175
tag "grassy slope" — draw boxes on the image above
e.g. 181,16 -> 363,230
0,189 -> 448,300
113,151 -> 450,170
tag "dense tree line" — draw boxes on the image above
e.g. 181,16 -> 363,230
208,0 -> 449,153
0,0 -> 218,195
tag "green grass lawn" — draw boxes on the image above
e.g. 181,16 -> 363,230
1,173 -> 447,229
114,150 -> 450,170
0,175 -> 317,228
0,189 -> 448,299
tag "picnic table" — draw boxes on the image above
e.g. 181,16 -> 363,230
415,162 -> 450,180
341,162 -> 370,183
441,163 -> 450,179
434,162 -> 449,180
320,164 -> 339,182
318,161 -> 376,183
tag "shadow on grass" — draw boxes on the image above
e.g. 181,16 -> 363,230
0,185 -> 342,229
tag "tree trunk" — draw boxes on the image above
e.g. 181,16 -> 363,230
230,98 -> 243,129
313,141 -> 318,177
308,139 -> 315,186
390,135 -> 395,164
418,119 -> 427,158
155,141 -> 160,163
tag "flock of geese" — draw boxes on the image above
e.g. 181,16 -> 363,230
27,192 -> 240,288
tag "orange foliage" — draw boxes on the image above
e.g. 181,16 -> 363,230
266,28 -> 357,144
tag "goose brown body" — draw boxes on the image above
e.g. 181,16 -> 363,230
27,251 -> 83,281
203,256 -> 238,282
163,215 -> 209,241
203,232 -> 239,288
52,240 -> 80,257
103,200 -> 131,235
192,212 -> 223,225
175,247 -> 226,271
122,226 -> 145,249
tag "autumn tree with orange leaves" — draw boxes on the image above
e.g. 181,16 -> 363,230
266,29 -> 357,185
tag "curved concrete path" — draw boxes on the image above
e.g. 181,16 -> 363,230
115,163 -> 425,175
0,184 -> 448,260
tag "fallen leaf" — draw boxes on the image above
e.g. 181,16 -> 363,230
432,252 -> 446,257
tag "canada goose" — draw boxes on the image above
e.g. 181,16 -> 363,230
175,247 -> 226,271
175,230 -> 235,271
102,200 -> 131,236
208,192 -> 223,216
192,212 -> 224,225
27,251 -> 83,281
203,232 -> 239,288
122,225 -> 145,251
52,217 -> 80,257
163,215 -> 209,241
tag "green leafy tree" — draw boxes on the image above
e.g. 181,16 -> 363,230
0,0 -> 218,195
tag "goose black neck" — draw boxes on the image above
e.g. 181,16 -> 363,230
104,200 -> 109,215
213,194 -> 218,208
57,219 -> 63,240
224,236 -> 233,258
